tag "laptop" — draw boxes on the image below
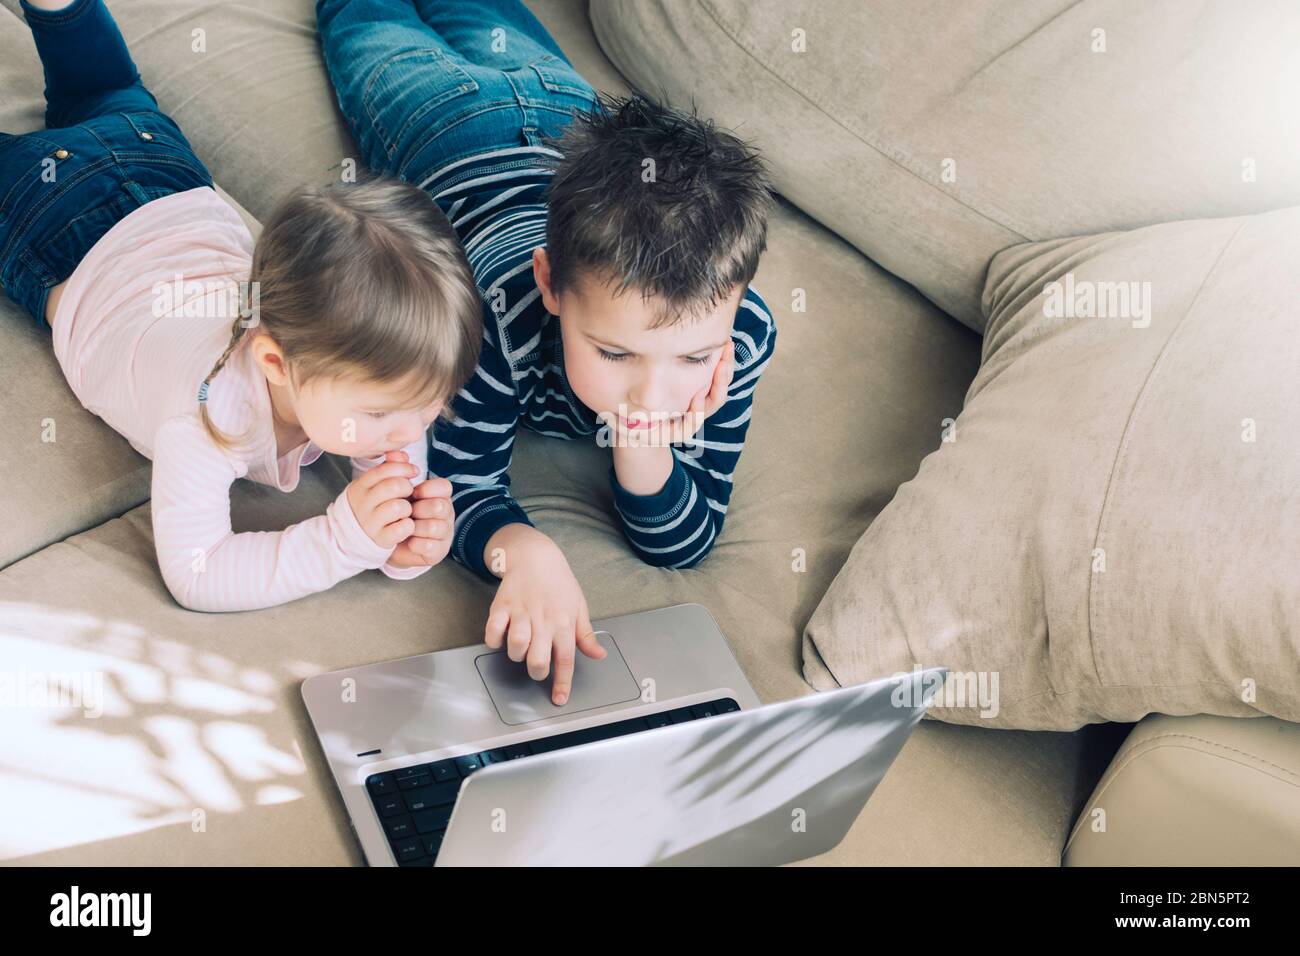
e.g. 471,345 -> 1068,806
301,602 -> 945,866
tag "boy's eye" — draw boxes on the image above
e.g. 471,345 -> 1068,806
596,348 -> 711,364
365,411 -> 388,420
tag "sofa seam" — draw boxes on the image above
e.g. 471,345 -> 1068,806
1110,732 -> 1300,782
0,480 -> 152,574
1083,220 -> 1248,687
888,652 -> 1297,708
696,0 -> 1031,241
949,0 -> 1087,101
981,678 -> 1297,706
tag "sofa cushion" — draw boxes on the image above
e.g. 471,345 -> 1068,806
1064,713 -> 1300,865
802,205 -> 1300,729
590,0 -> 1300,332
0,7 -> 260,567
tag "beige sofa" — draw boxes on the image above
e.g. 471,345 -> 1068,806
0,0 -> 1295,866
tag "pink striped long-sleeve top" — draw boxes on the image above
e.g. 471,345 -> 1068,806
50,187 -> 432,612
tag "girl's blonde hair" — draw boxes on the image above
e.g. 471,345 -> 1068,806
199,175 -> 483,452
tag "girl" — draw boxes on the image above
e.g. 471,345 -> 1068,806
0,0 -> 484,611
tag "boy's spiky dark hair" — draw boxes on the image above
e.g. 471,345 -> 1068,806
542,90 -> 772,327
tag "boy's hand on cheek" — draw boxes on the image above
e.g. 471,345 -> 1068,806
671,338 -> 735,445
484,537 -> 606,706
601,340 -> 736,450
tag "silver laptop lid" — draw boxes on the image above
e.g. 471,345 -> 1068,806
435,666 -> 947,866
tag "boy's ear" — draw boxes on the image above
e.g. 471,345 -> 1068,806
533,247 -> 561,315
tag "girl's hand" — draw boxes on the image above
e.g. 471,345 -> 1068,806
387,476 -> 454,568
345,454 -> 418,549
371,449 -> 452,568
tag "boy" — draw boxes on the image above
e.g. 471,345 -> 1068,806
317,0 -> 776,705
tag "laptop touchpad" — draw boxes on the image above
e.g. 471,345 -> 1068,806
475,631 -> 641,725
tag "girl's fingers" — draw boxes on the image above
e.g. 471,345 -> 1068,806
373,493 -> 414,524
411,495 -> 449,520
378,516 -> 415,548
410,518 -> 449,539
413,476 -> 453,498
360,460 -> 416,491
390,539 -> 430,566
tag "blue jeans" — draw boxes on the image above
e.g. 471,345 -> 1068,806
315,0 -> 601,187
0,0 -> 212,327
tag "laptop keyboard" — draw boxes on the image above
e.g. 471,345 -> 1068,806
364,696 -> 741,866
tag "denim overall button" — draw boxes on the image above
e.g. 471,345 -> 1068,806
54,148 -> 69,159
139,131 -> 153,141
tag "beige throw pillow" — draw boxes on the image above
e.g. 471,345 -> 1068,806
801,207 -> 1300,730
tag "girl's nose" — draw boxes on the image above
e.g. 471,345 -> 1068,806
390,422 -> 424,445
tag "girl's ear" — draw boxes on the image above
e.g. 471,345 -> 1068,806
249,330 -> 291,386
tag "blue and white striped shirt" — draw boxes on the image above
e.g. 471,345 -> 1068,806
420,145 -> 777,582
